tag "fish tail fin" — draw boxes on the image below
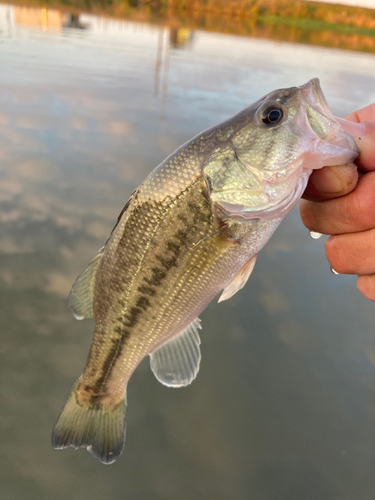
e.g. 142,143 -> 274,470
51,385 -> 127,465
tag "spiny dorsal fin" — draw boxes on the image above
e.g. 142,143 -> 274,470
218,255 -> 257,303
68,252 -> 102,320
150,318 -> 202,387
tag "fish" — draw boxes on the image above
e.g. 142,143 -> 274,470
51,78 -> 359,464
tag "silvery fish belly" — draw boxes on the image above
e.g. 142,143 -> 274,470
52,78 -> 359,464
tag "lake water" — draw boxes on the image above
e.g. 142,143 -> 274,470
1,3 -> 375,499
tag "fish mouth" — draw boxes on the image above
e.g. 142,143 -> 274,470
297,78 -> 360,165
300,78 -> 330,118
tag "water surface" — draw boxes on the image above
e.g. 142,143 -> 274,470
1,4 -> 375,499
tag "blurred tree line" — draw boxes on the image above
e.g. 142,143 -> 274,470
6,0 -> 375,52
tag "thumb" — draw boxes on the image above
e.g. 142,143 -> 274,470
301,162 -> 358,202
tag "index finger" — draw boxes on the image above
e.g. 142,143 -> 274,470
345,103 -> 375,123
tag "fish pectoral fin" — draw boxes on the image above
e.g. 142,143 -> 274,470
150,318 -> 202,388
218,255 -> 257,303
68,252 -> 102,320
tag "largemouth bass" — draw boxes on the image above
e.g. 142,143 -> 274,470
52,78 -> 359,464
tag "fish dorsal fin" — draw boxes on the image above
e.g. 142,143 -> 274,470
218,255 -> 257,303
68,252 -> 102,320
150,318 -> 202,387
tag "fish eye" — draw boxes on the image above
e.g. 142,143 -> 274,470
260,105 -> 284,126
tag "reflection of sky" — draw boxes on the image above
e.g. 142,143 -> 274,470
1,4 -> 375,500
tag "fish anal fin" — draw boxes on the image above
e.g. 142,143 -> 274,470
68,252 -> 102,320
218,255 -> 257,303
150,318 -> 202,388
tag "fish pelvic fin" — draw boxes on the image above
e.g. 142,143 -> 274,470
51,384 -> 127,465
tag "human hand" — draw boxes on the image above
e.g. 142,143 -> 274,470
300,104 -> 375,301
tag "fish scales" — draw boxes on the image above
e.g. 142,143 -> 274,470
52,79 -> 359,464
76,131 -> 239,400
80,141 -> 210,392
80,175 -> 270,402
